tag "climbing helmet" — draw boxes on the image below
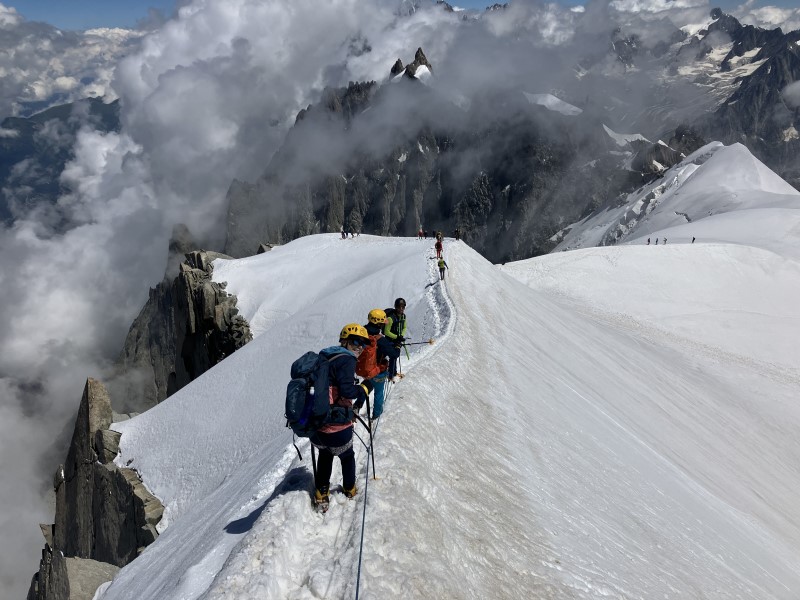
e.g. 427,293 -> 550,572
368,309 -> 387,324
339,323 -> 370,346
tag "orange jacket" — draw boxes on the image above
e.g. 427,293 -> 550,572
356,333 -> 386,379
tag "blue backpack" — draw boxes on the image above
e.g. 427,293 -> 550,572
285,350 -> 351,438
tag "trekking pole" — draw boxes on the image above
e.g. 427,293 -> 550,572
354,414 -> 377,480
311,445 -> 317,481
403,339 -> 435,346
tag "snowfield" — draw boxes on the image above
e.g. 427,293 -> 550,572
100,144 -> 800,599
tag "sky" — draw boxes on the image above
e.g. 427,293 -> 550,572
2,0 -> 800,596
7,0 -> 179,30
4,0 -> 798,31
94,147 -> 800,598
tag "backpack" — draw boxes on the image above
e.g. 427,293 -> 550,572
285,351 -> 350,437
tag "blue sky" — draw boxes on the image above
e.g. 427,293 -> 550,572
7,0 -> 178,30
5,0 -> 795,31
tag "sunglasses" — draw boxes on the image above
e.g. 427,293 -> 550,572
350,339 -> 368,348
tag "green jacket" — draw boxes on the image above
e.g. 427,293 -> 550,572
384,310 -> 407,340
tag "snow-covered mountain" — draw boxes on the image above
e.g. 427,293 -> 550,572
93,171 -> 800,598
552,141 -> 800,258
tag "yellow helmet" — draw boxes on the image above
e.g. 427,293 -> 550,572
368,309 -> 387,324
339,323 -> 370,344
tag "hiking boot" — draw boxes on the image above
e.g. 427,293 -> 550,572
313,486 -> 330,512
343,484 -> 358,499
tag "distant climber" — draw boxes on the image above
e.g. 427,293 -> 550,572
418,227 -> 424,240
311,324 -> 373,512
454,228 -> 461,241
435,239 -> 443,258
647,238 -> 650,245
655,238 -> 659,245
692,237 -> 696,243
438,257 -> 449,280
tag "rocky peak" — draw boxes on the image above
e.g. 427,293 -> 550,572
391,58 -> 404,76
396,47 -> 433,79
707,8 -> 742,37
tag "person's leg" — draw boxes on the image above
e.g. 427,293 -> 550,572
339,446 -> 356,491
314,448 -> 334,491
371,375 -> 387,417
321,428 -> 356,492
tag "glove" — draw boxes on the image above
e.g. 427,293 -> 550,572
396,335 -> 405,343
353,399 -> 365,413
360,380 -> 374,396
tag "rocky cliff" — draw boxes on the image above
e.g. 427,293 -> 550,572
112,241 -> 252,412
28,379 -> 161,600
29,246 -> 254,597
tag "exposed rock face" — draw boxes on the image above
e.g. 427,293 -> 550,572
403,47 -> 433,78
30,245 -> 250,597
223,53 -> 682,262
114,246 -> 252,412
28,554 -> 119,600
173,250 -> 253,392
704,21 -> 800,188
29,379 -> 162,600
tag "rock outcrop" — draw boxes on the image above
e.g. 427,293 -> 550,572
113,245 -> 252,412
28,379 -> 162,600
30,241 -> 253,597
172,250 -> 253,391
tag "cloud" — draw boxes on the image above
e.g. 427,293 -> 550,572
732,2 -> 800,32
0,5 -> 144,118
0,2 -> 21,27
783,81 -> 800,110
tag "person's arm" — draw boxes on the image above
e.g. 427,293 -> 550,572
384,316 -> 398,340
332,355 -> 371,401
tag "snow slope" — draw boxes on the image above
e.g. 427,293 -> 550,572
523,92 -> 583,116
554,142 -> 800,257
100,228 -> 800,598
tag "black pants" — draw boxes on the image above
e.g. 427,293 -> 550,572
311,428 -> 355,490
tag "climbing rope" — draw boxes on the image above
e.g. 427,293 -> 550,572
352,376 -> 397,599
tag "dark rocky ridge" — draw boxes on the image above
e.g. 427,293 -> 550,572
702,16 -> 800,189
224,49 -> 705,262
112,230 -> 253,411
28,379 -> 161,600
30,243 -> 254,597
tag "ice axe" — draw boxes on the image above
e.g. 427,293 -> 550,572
402,338 -> 436,346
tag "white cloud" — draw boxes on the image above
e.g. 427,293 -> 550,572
0,2 -> 21,28
783,81 -> 800,110
0,11 -> 143,117
732,2 -> 800,32
610,0 -> 706,12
